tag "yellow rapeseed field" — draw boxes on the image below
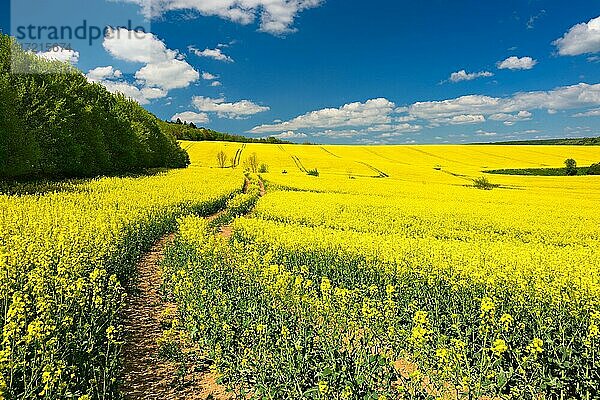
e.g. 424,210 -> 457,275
2,141 -> 599,399
0,167 -> 243,399
164,142 -> 600,399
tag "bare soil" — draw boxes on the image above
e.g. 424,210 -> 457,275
121,177 -> 265,399
121,233 -> 232,400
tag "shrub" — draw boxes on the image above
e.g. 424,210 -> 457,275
245,153 -> 259,173
587,162 -> 600,175
217,150 -> 227,168
473,176 -> 497,190
565,158 -> 577,176
307,169 -> 320,177
259,163 -> 269,173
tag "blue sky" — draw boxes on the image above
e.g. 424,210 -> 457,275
2,0 -> 600,143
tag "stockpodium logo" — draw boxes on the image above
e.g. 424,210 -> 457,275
10,0 -> 151,74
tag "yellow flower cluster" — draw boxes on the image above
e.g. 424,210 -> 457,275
163,142 -> 600,398
0,167 -> 241,398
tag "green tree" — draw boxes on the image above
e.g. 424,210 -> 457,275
0,33 -> 190,178
564,158 -> 577,176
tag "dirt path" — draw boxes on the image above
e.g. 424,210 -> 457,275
121,177 -> 265,399
121,233 -> 230,400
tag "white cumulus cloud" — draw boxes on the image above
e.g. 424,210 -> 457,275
475,130 -> 497,136
135,59 -> 199,90
201,72 -> 218,80
573,108 -> 600,117
489,110 -> 533,125
408,83 -> 600,122
103,28 -> 176,64
449,70 -> 494,82
250,98 -> 397,133
554,16 -> 600,56
271,131 -> 308,139
189,46 -> 234,62
97,29 -> 199,101
99,81 -> 167,105
118,0 -> 323,35
497,56 -> 537,70
193,96 -> 270,119
86,66 -> 122,82
171,111 -> 210,124
36,46 -> 79,64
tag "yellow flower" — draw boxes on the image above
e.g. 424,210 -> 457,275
499,313 -> 514,331
491,339 -> 508,356
413,310 -> 429,325
527,338 -> 544,356
320,277 -> 332,294
318,380 -> 329,395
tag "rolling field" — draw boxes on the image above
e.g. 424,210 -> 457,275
166,142 -> 600,399
1,142 -> 599,399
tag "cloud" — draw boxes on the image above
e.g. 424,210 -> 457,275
449,70 -> 493,82
271,131 -> 308,139
313,129 -> 368,139
573,108 -> 600,117
210,81 -> 222,87
135,59 -> 199,90
189,46 -> 233,62
98,29 -> 199,100
497,56 -> 537,70
446,115 -> 486,125
119,0 -> 323,35
103,28 -> 176,64
36,46 -> 79,64
249,82 -> 600,139
408,83 -> 600,123
489,110 -> 532,125
171,111 -> 210,124
554,16 -> 600,56
475,130 -> 497,136
366,124 -> 422,133
201,72 -> 218,80
192,96 -> 270,119
86,66 -> 122,82
527,10 -> 546,29
99,81 -> 167,104
249,98 -> 397,133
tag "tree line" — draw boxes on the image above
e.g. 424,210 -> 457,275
0,34 -> 189,179
160,119 -> 290,144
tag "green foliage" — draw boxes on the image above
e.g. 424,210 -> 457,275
487,137 -> 600,146
0,34 -> 189,179
588,162 -> 600,175
564,158 -> 577,176
473,176 -> 498,190
486,167 -> 588,176
158,119 -> 290,144
307,168 -> 320,177
258,163 -> 269,173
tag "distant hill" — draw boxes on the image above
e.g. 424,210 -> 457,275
160,120 -> 290,144
480,137 -> 600,146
